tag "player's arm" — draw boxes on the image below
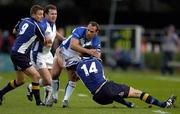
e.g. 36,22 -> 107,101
95,44 -> 101,59
70,38 -> 99,58
44,36 -> 53,48
56,31 -> 66,41
35,24 -> 47,45
13,19 -> 23,35
95,50 -> 101,59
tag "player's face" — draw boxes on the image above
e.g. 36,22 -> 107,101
45,9 -> 57,23
34,10 -> 44,22
86,24 -> 98,40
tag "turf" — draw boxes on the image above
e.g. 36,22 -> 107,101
0,68 -> 179,114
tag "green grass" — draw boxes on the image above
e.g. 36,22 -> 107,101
0,69 -> 180,114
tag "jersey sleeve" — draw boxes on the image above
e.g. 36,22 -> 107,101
71,27 -> 84,40
14,18 -> 27,34
93,37 -> 101,52
34,21 -> 46,43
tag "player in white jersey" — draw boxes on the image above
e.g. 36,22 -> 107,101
27,4 -> 65,105
49,21 -> 101,107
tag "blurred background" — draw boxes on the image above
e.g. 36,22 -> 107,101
0,0 -> 180,74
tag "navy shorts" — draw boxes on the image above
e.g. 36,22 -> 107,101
93,81 -> 130,105
10,53 -> 32,71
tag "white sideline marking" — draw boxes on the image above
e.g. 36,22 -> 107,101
59,89 -> 65,92
77,93 -> 88,97
152,110 -> 170,114
153,77 -> 180,82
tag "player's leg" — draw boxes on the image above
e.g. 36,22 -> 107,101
0,71 -> 25,105
38,68 -> 52,105
50,54 -> 64,103
26,62 -> 52,103
114,97 -> 135,108
24,66 -> 43,106
62,70 -> 79,108
128,87 -> 176,108
103,81 -> 134,108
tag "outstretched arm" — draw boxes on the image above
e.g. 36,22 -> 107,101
56,31 -> 66,41
70,38 -> 99,58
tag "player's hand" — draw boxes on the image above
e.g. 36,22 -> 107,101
44,38 -> 53,48
88,49 -> 100,58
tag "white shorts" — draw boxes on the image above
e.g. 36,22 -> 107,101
60,47 -> 81,67
31,51 -> 54,70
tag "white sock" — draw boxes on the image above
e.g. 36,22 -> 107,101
43,85 -> 52,104
51,79 -> 59,100
28,83 -> 32,92
39,79 -> 44,87
63,81 -> 76,101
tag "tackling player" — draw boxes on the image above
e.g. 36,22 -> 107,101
75,57 -> 176,108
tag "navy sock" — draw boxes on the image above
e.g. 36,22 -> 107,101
32,82 -> 41,105
140,92 -> 166,107
0,80 -> 19,96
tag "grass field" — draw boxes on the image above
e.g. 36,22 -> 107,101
0,69 -> 180,114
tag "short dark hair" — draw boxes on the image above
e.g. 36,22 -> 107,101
44,4 -> 57,14
30,5 -> 44,16
89,21 -> 100,32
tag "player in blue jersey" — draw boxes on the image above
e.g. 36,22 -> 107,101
49,21 -> 101,107
75,57 -> 176,108
26,4 -> 65,106
0,5 -> 51,106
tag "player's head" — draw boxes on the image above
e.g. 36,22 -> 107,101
86,21 -> 99,40
44,4 -> 57,23
30,5 -> 44,22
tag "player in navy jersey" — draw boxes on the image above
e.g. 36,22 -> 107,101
26,4 -> 65,106
49,21 -> 101,107
0,5 -> 51,106
75,57 -> 176,108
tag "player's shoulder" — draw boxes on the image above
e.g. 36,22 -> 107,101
93,35 -> 101,41
19,17 -> 31,23
19,17 -> 39,28
92,35 -> 101,45
72,26 -> 86,33
40,18 -> 48,30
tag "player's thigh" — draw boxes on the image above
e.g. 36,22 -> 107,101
51,57 -> 63,79
57,54 -> 64,68
24,66 -> 41,82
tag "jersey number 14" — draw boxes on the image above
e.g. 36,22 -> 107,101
80,62 -> 98,76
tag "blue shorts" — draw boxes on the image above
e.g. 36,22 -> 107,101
93,81 -> 130,105
10,53 -> 32,71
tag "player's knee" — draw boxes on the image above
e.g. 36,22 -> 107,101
44,80 -> 51,86
32,74 -> 41,82
68,81 -> 76,88
68,72 -> 78,82
52,72 -> 60,80
128,87 -> 142,98
69,76 -> 79,82
15,80 -> 25,87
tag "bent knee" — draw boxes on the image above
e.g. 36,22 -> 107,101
15,80 -> 25,86
44,80 -> 51,86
